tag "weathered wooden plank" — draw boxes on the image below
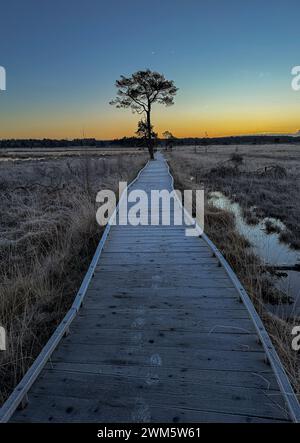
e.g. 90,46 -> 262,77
78,305 -> 250,319
23,371 -> 289,420
105,244 -> 205,251
44,361 -> 280,390
109,227 -> 188,233
93,264 -> 222,275
12,393 -> 288,423
74,315 -> 252,334
108,233 -> 194,238
94,268 -> 228,278
51,344 -> 269,373
86,287 -> 239,299
98,253 -> 219,266
90,273 -> 234,288
90,280 -> 234,289
74,310 -> 255,332
103,247 -> 211,253
84,292 -> 245,310
101,251 -> 214,257
106,237 -> 205,244
64,328 -> 259,351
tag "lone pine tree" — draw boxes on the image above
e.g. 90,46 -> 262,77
110,69 -> 178,159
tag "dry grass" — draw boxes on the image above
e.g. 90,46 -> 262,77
167,145 -> 300,396
0,146 -> 145,162
0,152 -> 147,404
168,144 -> 300,249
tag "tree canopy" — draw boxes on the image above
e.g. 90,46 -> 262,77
110,69 -> 178,158
110,69 -> 178,114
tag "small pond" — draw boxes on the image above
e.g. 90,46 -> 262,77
209,191 -> 300,318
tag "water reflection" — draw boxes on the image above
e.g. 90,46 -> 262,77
209,191 -> 300,317
0,157 -> 47,162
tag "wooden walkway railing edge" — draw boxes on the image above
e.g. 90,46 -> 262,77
164,156 -> 300,423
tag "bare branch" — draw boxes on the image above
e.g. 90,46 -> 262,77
110,69 -> 178,159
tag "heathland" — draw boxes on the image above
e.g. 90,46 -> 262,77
1,142 -> 299,402
0,149 -> 146,403
167,143 -> 300,395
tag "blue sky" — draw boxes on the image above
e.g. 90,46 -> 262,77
1,0 -> 300,138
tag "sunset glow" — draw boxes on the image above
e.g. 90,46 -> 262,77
1,0 -> 300,139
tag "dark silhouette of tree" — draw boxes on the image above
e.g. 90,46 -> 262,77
162,130 -> 175,140
136,119 -> 157,140
110,69 -> 178,159
230,152 -> 243,167
136,119 -> 158,151
163,130 -> 176,151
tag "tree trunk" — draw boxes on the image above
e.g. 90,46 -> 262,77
146,109 -> 154,160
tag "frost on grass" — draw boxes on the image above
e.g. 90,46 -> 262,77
0,152 -> 146,404
167,143 -> 300,395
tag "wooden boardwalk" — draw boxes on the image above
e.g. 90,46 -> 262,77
4,153 -> 300,422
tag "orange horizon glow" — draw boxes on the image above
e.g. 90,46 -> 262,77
1,113 -> 299,140
1,91 -> 300,140
2,2 -> 300,143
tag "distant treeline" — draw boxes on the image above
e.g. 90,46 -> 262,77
1,135 -> 300,149
0,138 -> 106,148
111,135 -> 300,147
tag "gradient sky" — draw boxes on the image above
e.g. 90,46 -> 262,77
1,0 -> 300,139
